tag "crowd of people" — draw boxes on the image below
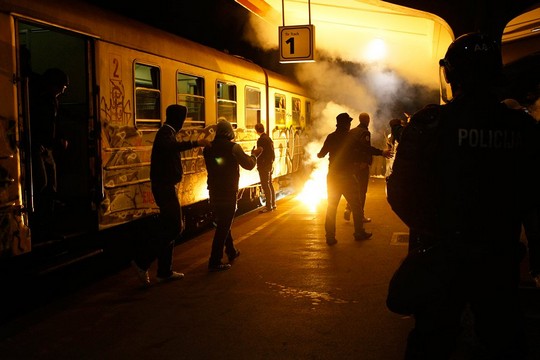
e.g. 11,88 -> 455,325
128,31 -> 538,360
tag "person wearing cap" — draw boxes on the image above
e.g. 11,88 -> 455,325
317,112 -> 370,245
343,112 -> 393,225
203,119 -> 263,271
132,104 -> 211,286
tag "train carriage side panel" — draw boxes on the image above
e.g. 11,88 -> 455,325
0,0 -> 314,261
95,41 -> 156,229
96,42 -> 215,229
212,71 -> 268,190
0,12 -> 31,256
266,71 -> 313,185
95,39 -> 271,229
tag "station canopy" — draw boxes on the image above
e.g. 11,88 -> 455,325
236,0 -> 540,86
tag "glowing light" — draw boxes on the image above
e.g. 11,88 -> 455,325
364,38 -> 387,62
296,164 -> 328,212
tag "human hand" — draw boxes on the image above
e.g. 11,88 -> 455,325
251,146 -> 263,157
382,149 -> 394,159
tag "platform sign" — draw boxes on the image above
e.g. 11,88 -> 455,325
279,25 -> 315,63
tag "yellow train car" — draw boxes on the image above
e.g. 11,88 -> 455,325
0,0 -> 313,269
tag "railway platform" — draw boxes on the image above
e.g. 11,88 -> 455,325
0,177 -> 539,359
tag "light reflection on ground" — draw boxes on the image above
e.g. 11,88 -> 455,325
266,282 -> 358,308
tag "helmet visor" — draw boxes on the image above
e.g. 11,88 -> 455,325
439,59 -> 453,104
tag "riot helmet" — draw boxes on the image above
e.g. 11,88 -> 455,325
439,32 -> 503,102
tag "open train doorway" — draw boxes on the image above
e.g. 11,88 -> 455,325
17,20 -> 97,252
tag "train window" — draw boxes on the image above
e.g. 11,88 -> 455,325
217,81 -> 237,127
134,63 -> 161,129
275,94 -> 286,127
245,87 -> 261,129
177,72 -> 205,128
292,97 -> 301,128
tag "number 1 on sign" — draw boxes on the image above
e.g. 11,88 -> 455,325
285,37 -> 295,54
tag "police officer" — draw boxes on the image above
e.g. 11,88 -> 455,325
386,33 -> 538,359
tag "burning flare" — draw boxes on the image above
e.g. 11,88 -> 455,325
296,158 -> 328,212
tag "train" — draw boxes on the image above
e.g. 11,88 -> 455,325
1,0 -> 538,276
0,0 -> 314,272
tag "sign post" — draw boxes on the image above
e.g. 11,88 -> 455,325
279,25 -> 315,63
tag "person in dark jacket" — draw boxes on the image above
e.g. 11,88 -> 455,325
30,68 -> 69,236
204,119 -> 262,271
255,123 -> 276,213
132,104 -> 210,286
343,112 -> 393,224
317,113 -> 370,245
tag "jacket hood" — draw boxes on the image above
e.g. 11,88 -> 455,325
216,119 -> 235,140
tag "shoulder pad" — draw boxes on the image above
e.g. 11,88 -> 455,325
409,104 -> 442,130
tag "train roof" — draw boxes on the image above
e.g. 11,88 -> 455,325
1,0 -> 272,84
265,69 -> 309,98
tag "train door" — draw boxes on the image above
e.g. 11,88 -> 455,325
16,20 -> 97,251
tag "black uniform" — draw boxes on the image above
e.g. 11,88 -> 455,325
387,90 -> 538,359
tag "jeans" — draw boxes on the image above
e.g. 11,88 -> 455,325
325,172 -> 365,240
258,167 -> 275,210
208,190 -> 239,266
135,183 -> 182,278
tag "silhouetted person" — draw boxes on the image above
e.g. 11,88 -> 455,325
30,68 -> 69,235
386,33 -> 538,359
502,98 -> 540,288
317,113 -> 370,245
203,119 -> 262,271
255,123 -> 276,213
132,104 -> 210,286
344,112 -> 393,224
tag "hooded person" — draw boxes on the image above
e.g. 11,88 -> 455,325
132,104 -> 211,286
317,112 -> 370,245
203,119 -> 262,271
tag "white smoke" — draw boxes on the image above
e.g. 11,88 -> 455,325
242,11 -> 441,182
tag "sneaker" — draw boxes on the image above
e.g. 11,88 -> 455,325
156,271 -> 185,283
354,232 -> 372,241
131,260 -> 150,286
343,210 -> 351,221
271,205 -> 277,210
228,250 -> 241,263
326,238 -> 338,246
363,217 -> 372,223
259,208 -> 272,213
208,263 -> 232,272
